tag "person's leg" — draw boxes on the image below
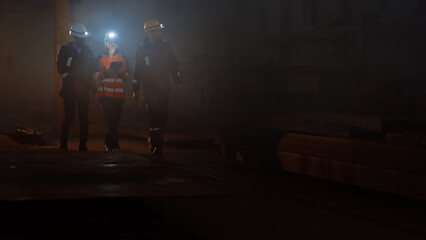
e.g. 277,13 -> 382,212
102,97 -> 114,151
144,89 -> 163,155
159,91 -> 170,130
149,96 -> 163,154
60,97 -> 76,149
149,126 -> 162,155
77,92 -> 89,151
144,90 -> 159,130
153,91 -> 169,148
110,99 -> 124,149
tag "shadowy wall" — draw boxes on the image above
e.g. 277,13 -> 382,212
0,0 -> 54,113
1,0 -> 426,132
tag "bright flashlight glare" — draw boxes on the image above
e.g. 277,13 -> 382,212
84,32 -> 88,36
108,32 -> 116,38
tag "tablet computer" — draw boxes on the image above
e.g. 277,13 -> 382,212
109,61 -> 123,71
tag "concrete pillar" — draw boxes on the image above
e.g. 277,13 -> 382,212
53,0 -> 69,134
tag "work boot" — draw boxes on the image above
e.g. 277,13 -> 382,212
79,145 -> 88,152
59,145 -> 68,152
152,145 -> 162,156
149,128 -> 163,155
105,144 -> 110,152
59,142 -> 68,151
105,134 -> 111,152
111,143 -> 120,153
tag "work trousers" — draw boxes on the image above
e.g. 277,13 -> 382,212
102,97 -> 124,149
60,92 -> 89,149
144,89 -> 170,151
144,88 -> 170,130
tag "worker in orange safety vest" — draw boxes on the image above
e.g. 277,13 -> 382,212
97,32 -> 128,152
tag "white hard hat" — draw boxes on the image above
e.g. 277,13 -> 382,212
69,23 -> 89,38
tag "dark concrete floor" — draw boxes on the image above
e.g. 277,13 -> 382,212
0,110 -> 426,239
0,133 -> 425,240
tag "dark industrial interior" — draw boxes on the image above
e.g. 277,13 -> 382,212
0,0 -> 425,239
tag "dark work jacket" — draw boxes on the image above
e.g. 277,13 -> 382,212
133,39 -> 180,92
57,41 -> 95,97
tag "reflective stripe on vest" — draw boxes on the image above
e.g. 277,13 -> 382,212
100,78 -> 123,83
98,86 -> 124,93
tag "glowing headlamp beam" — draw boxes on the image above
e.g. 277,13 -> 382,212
108,32 -> 116,38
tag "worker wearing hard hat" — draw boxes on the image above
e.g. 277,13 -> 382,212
97,32 -> 128,152
133,19 -> 182,156
57,23 -> 96,151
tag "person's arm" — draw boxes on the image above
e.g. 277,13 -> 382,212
98,57 -> 107,81
57,45 -> 71,84
132,46 -> 143,96
168,43 -> 181,84
87,49 -> 97,94
87,49 -> 96,74
121,57 -> 128,81
168,43 -> 182,91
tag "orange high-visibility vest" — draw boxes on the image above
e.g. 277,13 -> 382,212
97,53 -> 128,98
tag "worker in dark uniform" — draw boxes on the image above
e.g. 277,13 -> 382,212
133,19 -> 182,156
57,23 -> 95,151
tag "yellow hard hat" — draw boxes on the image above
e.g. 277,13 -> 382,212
144,19 -> 164,32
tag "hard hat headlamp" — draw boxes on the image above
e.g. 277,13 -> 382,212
69,23 -> 89,38
105,32 -> 118,44
108,32 -> 116,39
144,19 -> 165,32
69,30 -> 89,37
